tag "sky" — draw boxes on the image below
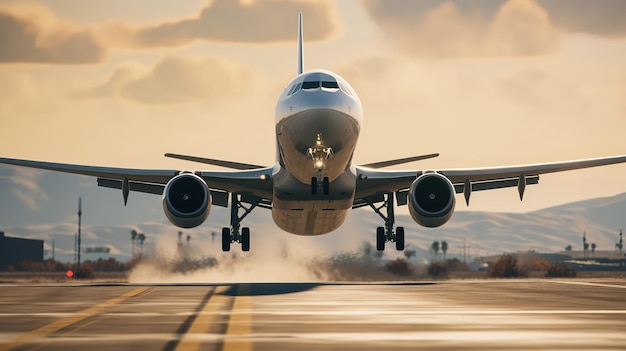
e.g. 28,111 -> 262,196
1,0 -> 626,241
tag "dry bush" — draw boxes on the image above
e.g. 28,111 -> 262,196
488,255 -> 525,278
531,257 -> 551,271
545,264 -> 576,278
385,258 -> 414,277
445,258 -> 469,272
427,262 -> 449,279
74,265 -> 94,279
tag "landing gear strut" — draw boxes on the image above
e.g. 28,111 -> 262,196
222,193 -> 258,252
367,192 -> 405,251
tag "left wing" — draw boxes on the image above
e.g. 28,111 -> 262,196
354,154 -> 626,206
0,157 -> 274,205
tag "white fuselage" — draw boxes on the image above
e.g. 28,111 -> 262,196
272,70 -> 363,235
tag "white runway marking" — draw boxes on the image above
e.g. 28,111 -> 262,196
550,280 -> 626,289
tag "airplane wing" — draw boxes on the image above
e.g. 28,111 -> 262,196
354,154 -> 626,207
0,157 -> 274,206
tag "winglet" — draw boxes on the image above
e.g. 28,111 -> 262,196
297,12 -> 303,75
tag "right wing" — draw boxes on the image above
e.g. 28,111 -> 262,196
354,154 -> 626,206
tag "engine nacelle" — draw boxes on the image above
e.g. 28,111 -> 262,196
162,173 -> 211,228
408,172 -> 456,228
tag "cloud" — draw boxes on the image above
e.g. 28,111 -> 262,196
536,0 -> 626,37
0,5 -> 105,64
119,0 -> 336,47
78,56 -> 256,104
0,167 -> 49,211
362,0 -> 559,58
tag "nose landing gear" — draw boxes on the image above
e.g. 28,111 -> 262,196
307,133 -> 333,195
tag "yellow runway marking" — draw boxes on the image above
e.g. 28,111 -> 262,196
223,284 -> 252,351
0,287 -> 149,351
174,286 -> 230,351
26,315 -> 107,351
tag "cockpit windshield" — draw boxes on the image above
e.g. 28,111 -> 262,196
321,81 -> 339,89
302,81 -> 320,89
286,72 -> 350,96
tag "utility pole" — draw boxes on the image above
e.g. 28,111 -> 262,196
52,239 -> 55,261
77,198 -> 82,268
583,232 -> 588,258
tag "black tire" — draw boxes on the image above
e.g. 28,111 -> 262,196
323,177 -> 329,195
241,227 -> 250,252
376,227 -> 385,251
311,177 -> 318,195
222,227 -> 231,252
395,227 -> 405,251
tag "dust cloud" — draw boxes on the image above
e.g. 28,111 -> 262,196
128,235 -> 421,283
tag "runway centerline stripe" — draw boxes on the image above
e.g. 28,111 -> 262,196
550,280 -> 626,289
223,284 -> 252,351
0,287 -> 149,351
173,286 -> 230,351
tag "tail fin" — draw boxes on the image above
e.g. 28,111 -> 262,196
297,12 -> 303,75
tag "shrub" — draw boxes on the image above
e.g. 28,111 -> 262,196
427,262 -> 449,279
74,265 -> 94,279
444,258 -> 469,272
385,258 -> 413,277
531,257 -> 551,271
545,264 -> 576,278
488,255 -> 524,278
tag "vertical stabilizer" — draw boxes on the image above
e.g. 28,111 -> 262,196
297,13 -> 303,75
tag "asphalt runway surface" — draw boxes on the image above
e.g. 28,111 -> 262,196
1,280 -> 625,351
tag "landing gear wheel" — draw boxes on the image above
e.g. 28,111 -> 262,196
241,227 -> 250,252
311,177 -> 318,195
221,227 -> 231,252
395,226 -> 405,251
376,227 -> 385,251
323,177 -> 329,195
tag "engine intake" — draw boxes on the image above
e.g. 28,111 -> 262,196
162,173 -> 211,228
408,173 -> 456,228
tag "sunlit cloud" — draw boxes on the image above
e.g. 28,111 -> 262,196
361,0 -> 559,58
535,0 -> 626,37
361,0 -> 626,59
76,55 -> 257,104
0,4 -> 105,64
118,0 -> 336,47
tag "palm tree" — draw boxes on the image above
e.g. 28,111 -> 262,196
431,241 -> 440,262
591,243 -> 597,256
138,233 -> 146,258
131,230 -> 138,259
441,241 -> 448,261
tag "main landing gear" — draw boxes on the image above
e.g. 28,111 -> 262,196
222,193 -> 259,252
367,192 -> 405,251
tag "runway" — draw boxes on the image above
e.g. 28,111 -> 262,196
1,279 -> 625,350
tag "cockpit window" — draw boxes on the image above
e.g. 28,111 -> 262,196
321,81 -> 339,89
338,81 -> 352,96
288,82 -> 302,95
302,81 -> 320,89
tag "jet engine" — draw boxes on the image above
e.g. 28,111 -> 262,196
162,173 -> 211,228
408,172 -> 456,228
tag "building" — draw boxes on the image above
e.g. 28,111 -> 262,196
0,231 -> 44,268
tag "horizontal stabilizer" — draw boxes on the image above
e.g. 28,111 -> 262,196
164,153 -> 264,170
360,153 -> 439,168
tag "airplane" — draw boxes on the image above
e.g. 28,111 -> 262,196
1,14 -> 626,252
